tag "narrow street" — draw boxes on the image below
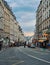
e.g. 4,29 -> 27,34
0,47 -> 50,65
0,0 -> 50,65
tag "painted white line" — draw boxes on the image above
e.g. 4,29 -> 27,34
12,61 -> 24,65
19,49 -> 50,64
26,54 -> 50,64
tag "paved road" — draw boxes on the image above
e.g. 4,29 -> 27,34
0,46 -> 50,65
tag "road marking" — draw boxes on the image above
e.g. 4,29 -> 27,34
26,54 -> 50,63
19,49 -> 50,64
12,61 -> 24,65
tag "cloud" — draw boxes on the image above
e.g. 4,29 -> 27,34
5,0 -> 40,9
20,19 -> 36,27
14,11 -> 36,22
14,11 -> 36,32
5,0 -> 40,36
9,2 -> 17,8
24,32 -> 34,36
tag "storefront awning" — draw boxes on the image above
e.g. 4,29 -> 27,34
41,37 -> 47,40
43,33 -> 48,36
39,37 -> 47,40
38,40 -> 44,42
38,37 -> 47,42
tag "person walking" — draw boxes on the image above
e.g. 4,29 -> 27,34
24,41 -> 26,48
0,41 -> 2,50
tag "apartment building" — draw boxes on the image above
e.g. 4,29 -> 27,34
0,0 -> 25,46
36,0 -> 50,44
0,1 -> 4,39
36,0 -> 42,40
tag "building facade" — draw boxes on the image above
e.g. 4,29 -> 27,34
0,0 -> 25,46
36,0 -> 50,46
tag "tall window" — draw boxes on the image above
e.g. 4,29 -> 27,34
49,0 -> 50,6
49,10 -> 50,17
47,12 -> 48,18
47,1 -> 48,8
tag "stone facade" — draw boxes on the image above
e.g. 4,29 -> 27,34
0,0 -> 25,46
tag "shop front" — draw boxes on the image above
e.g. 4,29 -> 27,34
38,37 -> 48,48
46,29 -> 50,49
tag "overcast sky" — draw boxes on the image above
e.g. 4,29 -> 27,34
5,0 -> 40,36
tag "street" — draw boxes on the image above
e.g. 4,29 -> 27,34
0,47 -> 50,65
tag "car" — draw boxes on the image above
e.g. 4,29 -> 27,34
30,44 -> 36,48
27,44 -> 31,47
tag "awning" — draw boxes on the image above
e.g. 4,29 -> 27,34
41,37 -> 47,40
38,40 -> 44,42
39,37 -> 47,40
43,33 -> 48,36
38,37 -> 47,42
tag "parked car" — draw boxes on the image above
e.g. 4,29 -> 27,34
27,44 -> 31,47
30,44 -> 36,48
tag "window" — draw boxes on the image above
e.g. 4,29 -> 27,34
47,1 -> 48,8
47,12 -> 48,18
49,20 -> 50,27
49,10 -> 50,17
49,0 -> 50,6
45,13 -> 46,19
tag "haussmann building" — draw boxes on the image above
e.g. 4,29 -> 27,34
0,0 -> 25,47
36,0 -> 50,48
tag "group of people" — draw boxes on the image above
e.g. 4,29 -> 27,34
0,40 -> 27,50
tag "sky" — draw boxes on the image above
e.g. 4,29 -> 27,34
5,0 -> 40,36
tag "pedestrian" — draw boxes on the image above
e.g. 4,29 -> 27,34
0,41 -> 2,50
24,41 -> 26,48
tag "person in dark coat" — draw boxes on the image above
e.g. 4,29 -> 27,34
24,41 -> 26,48
0,41 -> 2,50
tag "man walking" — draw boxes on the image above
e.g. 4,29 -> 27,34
24,41 -> 26,48
0,41 -> 2,50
